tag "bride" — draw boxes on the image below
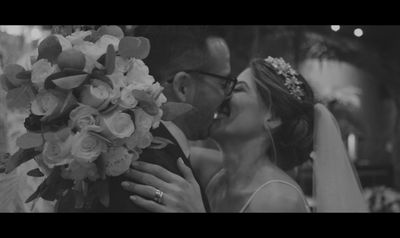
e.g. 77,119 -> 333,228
121,57 -> 368,212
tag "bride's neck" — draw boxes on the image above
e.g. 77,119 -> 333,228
218,136 -> 273,189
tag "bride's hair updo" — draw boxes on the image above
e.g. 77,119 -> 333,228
250,58 -> 315,171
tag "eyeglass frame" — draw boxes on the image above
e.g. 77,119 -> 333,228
167,69 -> 238,96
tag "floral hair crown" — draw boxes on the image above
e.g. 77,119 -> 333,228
264,56 -> 305,101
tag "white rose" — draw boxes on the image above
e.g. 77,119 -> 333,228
103,146 -> 133,176
155,93 -> 167,107
123,109 -> 154,150
108,72 -> 126,104
119,84 -> 140,109
152,109 -> 163,129
66,30 -> 92,45
42,132 -> 74,168
31,59 -> 57,86
31,90 -> 61,117
147,82 -> 167,107
82,54 -> 104,73
73,41 -> 104,61
79,79 -> 112,110
54,34 -> 72,51
69,104 -> 101,132
126,59 -> 155,86
71,131 -> 107,163
115,56 -> 133,74
95,35 -> 119,53
100,111 -> 135,139
134,108 -> 153,131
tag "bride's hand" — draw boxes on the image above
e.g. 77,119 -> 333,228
121,158 -> 206,212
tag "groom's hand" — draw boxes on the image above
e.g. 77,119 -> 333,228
121,158 -> 206,212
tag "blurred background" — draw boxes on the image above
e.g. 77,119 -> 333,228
1,25 -> 400,212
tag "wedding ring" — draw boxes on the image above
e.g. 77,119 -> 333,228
154,189 -> 164,204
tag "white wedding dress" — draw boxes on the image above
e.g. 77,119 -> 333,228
0,159 -> 55,212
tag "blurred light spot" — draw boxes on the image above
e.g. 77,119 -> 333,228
0,25 -> 24,36
331,25 -> 341,31
31,28 -> 42,40
354,28 -> 363,37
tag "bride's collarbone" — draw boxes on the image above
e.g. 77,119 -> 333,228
208,173 -> 258,212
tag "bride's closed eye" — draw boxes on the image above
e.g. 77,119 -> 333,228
233,82 -> 248,92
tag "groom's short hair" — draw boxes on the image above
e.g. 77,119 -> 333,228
135,25 -> 222,83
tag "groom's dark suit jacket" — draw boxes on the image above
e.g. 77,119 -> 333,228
57,122 -> 210,212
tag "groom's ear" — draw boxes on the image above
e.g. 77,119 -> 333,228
171,72 -> 195,103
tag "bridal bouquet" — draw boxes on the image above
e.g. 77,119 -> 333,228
0,25 -> 189,209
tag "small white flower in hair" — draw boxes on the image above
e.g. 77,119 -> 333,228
264,57 -> 305,101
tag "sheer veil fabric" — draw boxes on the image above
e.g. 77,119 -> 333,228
313,103 -> 368,212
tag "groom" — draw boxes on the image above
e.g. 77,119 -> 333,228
58,26 -> 234,212
114,25 -> 235,212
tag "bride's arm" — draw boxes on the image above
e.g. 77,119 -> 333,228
189,147 -> 223,190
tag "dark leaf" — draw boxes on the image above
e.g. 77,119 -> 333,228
37,35 -> 62,63
94,154 -> 106,180
5,148 -> 41,174
105,44 -> 116,75
40,167 -> 73,201
97,180 -> 109,208
25,166 -> 71,203
74,190 -> 85,209
24,114 -> 44,132
0,74 -> 17,91
16,70 -> 32,80
118,36 -> 151,59
44,70 -> 88,90
6,84 -> 36,110
16,132 -> 44,149
149,136 -> 175,150
52,74 -> 88,90
27,168 -> 45,177
87,131 -> 113,145
97,53 -> 106,66
25,180 -> 47,203
3,64 -> 26,87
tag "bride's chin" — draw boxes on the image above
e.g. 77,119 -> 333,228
209,122 -> 230,140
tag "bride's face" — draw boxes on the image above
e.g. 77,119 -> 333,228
210,68 -> 270,141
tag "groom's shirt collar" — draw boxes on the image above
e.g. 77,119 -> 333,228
161,121 -> 190,159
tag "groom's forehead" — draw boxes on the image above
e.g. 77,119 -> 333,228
202,37 -> 231,75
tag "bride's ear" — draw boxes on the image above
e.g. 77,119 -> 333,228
171,72 -> 195,103
264,114 -> 282,131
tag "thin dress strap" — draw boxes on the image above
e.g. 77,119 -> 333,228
239,179 -> 310,213
205,169 -> 223,195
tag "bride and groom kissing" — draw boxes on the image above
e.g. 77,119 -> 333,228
58,25 -> 368,212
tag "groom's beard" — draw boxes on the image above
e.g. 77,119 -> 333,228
183,107 -> 216,140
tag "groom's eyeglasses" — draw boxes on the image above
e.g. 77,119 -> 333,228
168,70 -> 238,96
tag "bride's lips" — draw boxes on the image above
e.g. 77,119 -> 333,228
213,98 -> 231,121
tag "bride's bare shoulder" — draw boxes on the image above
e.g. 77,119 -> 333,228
246,180 -> 308,213
189,147 -> 223,188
